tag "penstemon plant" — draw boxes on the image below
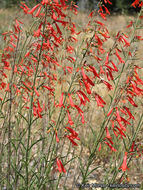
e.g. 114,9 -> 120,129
0,0 -> 143,189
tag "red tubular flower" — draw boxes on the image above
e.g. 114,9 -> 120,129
119,152 -> 129,172
65,126 -> 80,146
86,75 -> 94,86
98,143 -> 101,152
68,93 -> 75,107
5,83 -> 10,92
131,81 -> 142,95
78,90 -> 90,103
116,107 -> 121,122
122,36 -> 130,47
33,23 -> 42,37
43,85 -> 54,92
55,131 -> 59,143
76,92 -> 85,106
20,2 -> 29,14
103,5 -> 110,15
74,105 -> 83,114
41,0 -> 49,5
81,67 -> 87,80
115,126 -> 126,137
123,106 -> 135,120
103,80 -> 113,90
35,5 -> 42,17
131,0 -> 140,7
104,0 -> 112,4
130,141 -> 135,153
37,100 -> 42,112
56,158 -> 66,173
89,11 -> 94,18
83,79 -> 91,94
33,103 -> 37,116
66,135 -> 78,146
88,65 -> 100,78
105,52 -> 109,65
104,141 -> 117,152
34,87 -> 40,97
115,49 -> 125,64
80,112 -> 85,124
95,94 -> 106,108
107,108 -> 113,117
127,96 -> 138,107
58,92 -> 64,107
117,119 -> 126,131
121,117 -> 131,125
67,110 -> 74,125
66,45 -> 74,54
105,126 -> 112,139
66,126 -> 78,137
28,4 -> 40,15
100,66 -> 105,74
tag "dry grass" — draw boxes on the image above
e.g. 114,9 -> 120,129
0,7 -> 143,189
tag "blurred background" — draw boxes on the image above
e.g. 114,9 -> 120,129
0,0 -> 140,13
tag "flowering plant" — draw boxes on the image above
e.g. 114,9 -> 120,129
0,0 -> 143,189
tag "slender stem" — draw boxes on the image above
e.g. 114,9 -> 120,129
7,31 -> 20,189
25,6 -> 47,190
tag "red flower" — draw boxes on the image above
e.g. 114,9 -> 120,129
98,143 -> 101,152
83,79 -> 91,94
88,65 -> 100,78
34,87 -> 40,97
81,67 -> 87,80
77,92 -> 85,106
116,107 -> 121,122
55,131 -> 59,143
66,45 -> 74,54
5,83 -> 10,92
105,52 -> 109,65
35,6 -> 42,17
67,110 -> 74,125
105,126 -> 112,139
78,90 -> 90,103
131,0 -> 140,7
123,106 -> 135,120
127,96 -> 138,107
68,93 -> 75,107
58,92 -> 64,107
115,49 -> 125,64
66,135 -> 78,146
95,94 -> 106,108
107,108 -> 113,117
119,152 -> 129,172
104,141 -> 117,152
65,126 -> 80,146
103,80 -> 113,90
56,158 -> 66,173
28,4 -> 40,15
66,126 -> 78,137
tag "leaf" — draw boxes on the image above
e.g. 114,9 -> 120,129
18,112 -> 28,123
86,166 -> 101,177
29,137 -> 46,150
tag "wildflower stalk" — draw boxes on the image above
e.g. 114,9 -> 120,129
110,113 -> 143,186
25,6 -> 47,190
78,6 -> 143,188
7,31 -> 20,189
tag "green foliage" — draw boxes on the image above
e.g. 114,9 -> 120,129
0,0 -> 38,8
115,0 -> 131,10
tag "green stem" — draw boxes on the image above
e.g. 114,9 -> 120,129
25,6 -> 47,190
